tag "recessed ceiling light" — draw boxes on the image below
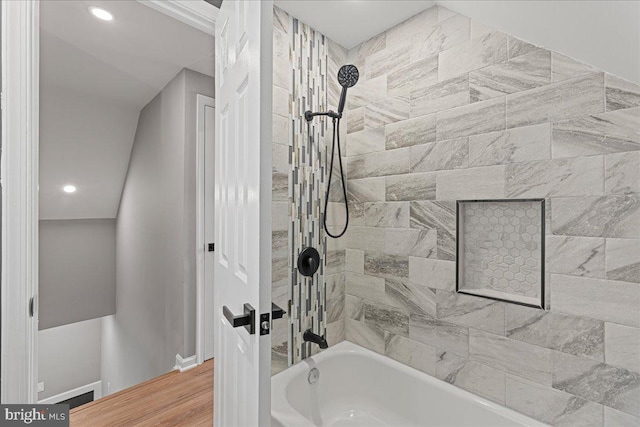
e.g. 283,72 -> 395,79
63,185 -> 77,194
89,7 -> 113,21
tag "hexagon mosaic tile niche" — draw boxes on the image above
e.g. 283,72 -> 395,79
457,200 -> 545,308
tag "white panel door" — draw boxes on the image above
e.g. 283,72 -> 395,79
214,0 -> 273,426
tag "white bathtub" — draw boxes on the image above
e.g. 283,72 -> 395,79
272,341 -> 548,427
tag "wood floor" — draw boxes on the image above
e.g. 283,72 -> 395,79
70,360 -> 214,426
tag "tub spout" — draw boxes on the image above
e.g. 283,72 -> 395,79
303,329 -> 328,349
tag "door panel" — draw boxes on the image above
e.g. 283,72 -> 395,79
214,0 -> 273,425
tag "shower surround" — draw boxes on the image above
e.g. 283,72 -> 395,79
340,5 -> 640,427
272,4 -> 639,427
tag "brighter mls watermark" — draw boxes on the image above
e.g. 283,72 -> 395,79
0,405 -> 68,426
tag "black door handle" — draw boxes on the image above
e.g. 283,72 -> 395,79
223,303 -> 255,334
272,302 -> 286,320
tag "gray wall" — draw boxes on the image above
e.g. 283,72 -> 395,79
38,318 -> 102,400
101,68 -> 213,395
39,219 -> 116,330
342,6 -> 640,427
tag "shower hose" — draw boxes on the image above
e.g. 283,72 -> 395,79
323,117 -> 349,239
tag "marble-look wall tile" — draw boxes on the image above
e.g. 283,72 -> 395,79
410,138 -> 469,172
385,278 -> 437,318
348,32 -> 386,73
347,75 -> 387,110
347,177 -> 386,203
385,7 -> 438,47
326,250 -> 346,273
505,156 -> 604,198
469,329 -> 553,385
468,123 -> 551,167
506,304 -> 605,361
346,155 -> 366,180
365,97 -> 410,129
384,229 -> 437,258
436,96 -> 505,140
345,318 -> 385,354
605,323 -> 640,374
545,235 -> 605,278
346,226 -> 385,253
273,85 -> 290,117
605,407 -> 640,427
552,351 -> 640,416
552,107 -> 640,158
551,195 -> 640,239
470,21 -> 494,39
365,40 -> 410,80
551,274 -> 640,327
605,151 -> 640,195
346,128 -> 385,156
388,56 -> 438,97
346,107 -> 365,134
438,31 -> 508,81
507,36 -> 538,59
345,249 -> 364,274
408,257 -> 456,291
385,333 -> 436,375
363,301 -> 410,336
410,313 -> 470,357
386,172 -> 437,201
409,14 -> 470,62
435,166 -> 506,200
361,148 -> 411,178
364,202 -> 410,228
345,294 -> 364,320
364,252 -> 409,279
552,52 -> 598,82
469,49 -> 551,102
410,201 -> 456,260
606,238 -> 640,283
437,354 -> 507,404
436,290 -> 506,335
272,142 -> 289,201
385,114 -> 437,149
506,73 -> 604,129
605,74 -> 640,112
326,318 -> 345,346
410,75 -> 469,118
437,6 -> 457,22
326,273 -> 345,323
345,272 -> 386,304
272,201 -> 289,231
506,374 -> 604,427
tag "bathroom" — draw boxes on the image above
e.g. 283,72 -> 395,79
1,0 -> 638,426
269,1 -> 639,426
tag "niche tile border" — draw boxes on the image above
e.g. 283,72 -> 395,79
456,199 -> 546,309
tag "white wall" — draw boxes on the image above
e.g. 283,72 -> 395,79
39,219 -> 116,329
38,318 -> 102,400
101,69 -> 214,395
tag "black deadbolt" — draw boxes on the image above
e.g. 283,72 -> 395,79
298,247 -> 320,277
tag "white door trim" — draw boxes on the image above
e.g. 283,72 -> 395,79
196,94 -> 215,365
0,0 -> 218,404
137,0 -> 219,35
1,0 -> 40,404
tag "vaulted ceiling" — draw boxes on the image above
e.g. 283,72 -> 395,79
39,0 -> 215,220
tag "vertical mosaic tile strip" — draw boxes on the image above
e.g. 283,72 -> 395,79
457,200 -> 545,307
289,16 -> 328,364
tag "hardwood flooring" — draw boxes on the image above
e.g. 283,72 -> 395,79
70,360 -> 214,426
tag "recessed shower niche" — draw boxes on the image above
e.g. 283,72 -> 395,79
456,199 -> 545,309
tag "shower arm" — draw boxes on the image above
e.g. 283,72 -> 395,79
305,110 -> 341,121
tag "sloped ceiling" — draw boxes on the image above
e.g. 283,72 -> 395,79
40,0 -> 215,220
275,0 -> 640,84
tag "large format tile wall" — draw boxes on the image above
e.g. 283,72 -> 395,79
271,7 -> 347,375
342,6 -> 640,426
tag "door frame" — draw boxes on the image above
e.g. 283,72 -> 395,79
196,94 -> 215,364
0,0 -> 218,403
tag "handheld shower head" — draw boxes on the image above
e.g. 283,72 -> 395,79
337,64 -> 359,115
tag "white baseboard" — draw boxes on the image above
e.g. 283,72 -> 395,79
174,354 -> 198,372
38,381 -> 102,404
